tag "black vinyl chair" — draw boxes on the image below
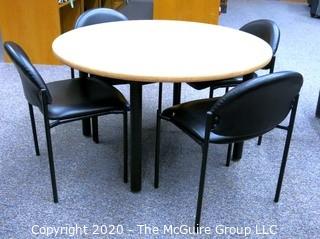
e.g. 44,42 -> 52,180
154,71 -> 303,229
4,41 -> 129,203
171,20 -> 280,149
72,8 -> 129,141
187,19 -> 281,99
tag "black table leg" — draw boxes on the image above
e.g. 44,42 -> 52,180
79,71 -> 91,137
130,83 -> 142,192
243,72 -> 256,81
316,90 -> 320,118
232,142 -> 244,161
173,83 -> 182,105
82,119 -> 91,137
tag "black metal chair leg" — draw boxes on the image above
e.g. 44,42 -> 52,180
154,83 -> 163,188
70,68 -> 75,78
257,136 -> 263,145
92,117 -> 99,144
154,111 -> 162,189
195,113 -> 212,231
79,71 -> 91,137
226,144 -> 233,167
316,90 -> 320,118
173,83 -> 181,105
123,112 -> 128,183
209,86 -> 214,98
269,56 -> 275,74
274,96 -> 299,202
43,117 -> 59,203
40,89 -> 58,203
195,141 -> 209,230
28,103 -> 40,156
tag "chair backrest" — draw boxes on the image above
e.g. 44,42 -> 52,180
240,19 -> 280,55
3,42 -> 52,108
210,71 -> 303,140
75,8 -> 128,28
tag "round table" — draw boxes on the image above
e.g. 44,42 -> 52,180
52,20 -> 272,192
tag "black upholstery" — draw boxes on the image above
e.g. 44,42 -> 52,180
46,78 -> 129,120
162,98 -> 218,142
4,41 -> 129,203
241,19 -> 280,70
240,19 -> 280,56
155,71 -> 303,229
209,72 -> 299,138
163,72 -> 302,144
187,19 -> 280,91
75,8 -> 128,28
3,42 -> 52,108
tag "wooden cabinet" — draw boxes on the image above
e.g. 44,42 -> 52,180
0,0 -> 125,64
103,0 -> 126,9
153,0 -> 220,25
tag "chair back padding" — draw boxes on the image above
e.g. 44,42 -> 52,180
4,42 -> 52,108
240,19 -> 280,55
75,8 -> 128,28
210,71 -> 303,139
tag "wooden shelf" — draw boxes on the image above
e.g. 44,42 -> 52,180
60,0 -> 83,33
84,0 -> 100,11
112,0 -> 126,9
0,0 -> 125,64
101,0 -> 125,9
154,0 -> 220,25
57,1 -> 71,8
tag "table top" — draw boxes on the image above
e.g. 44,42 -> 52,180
52,20 -> 272,83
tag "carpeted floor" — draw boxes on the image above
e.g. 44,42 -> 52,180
0,0 -> 320,238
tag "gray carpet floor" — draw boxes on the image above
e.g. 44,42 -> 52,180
1,0 -> 320,238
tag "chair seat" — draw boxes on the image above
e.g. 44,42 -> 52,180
162,98 -> 243,144
187,77 -> 242,90
46,77 -> 129,120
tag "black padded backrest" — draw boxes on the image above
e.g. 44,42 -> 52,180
210,71 -> 303,138
240,19 -> 280,55
75,8 -> 128,28
3,42 -> 52,107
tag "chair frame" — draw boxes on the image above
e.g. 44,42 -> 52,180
171,18 -> 281,157
154,81 -> 300,229
71,8 -> 129,141
316,90 -> 320,118
28,88 -> 128,203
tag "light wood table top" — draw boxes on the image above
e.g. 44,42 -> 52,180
52,20 -> 272,82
